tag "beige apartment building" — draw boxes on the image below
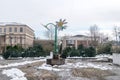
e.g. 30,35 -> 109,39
0,22 -> 34,53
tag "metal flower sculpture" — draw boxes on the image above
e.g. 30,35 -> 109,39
42,19 -> 67,54
56,19 -> 67,31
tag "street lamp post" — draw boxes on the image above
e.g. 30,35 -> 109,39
54,24 -> 58,54
43,19 -> 67,55
43,19 -> 67,65
43,23 -> 58,54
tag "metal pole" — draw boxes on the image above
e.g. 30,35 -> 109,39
54,25 -> 58,54
44,23 -> 58,54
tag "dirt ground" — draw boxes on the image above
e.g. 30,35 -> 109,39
72,68 -> 115,80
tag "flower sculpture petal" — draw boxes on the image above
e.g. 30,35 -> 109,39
56,19 -> 67,31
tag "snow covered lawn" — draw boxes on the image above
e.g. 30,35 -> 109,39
0,59 -> 46,68
2,68 -> 27,80
38,60 -> 112,72
0,56 -> 119,80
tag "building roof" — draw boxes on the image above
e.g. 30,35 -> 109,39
73,35 -> 88,37
0,22 -> 26,26
0,22 -> 34,31
61,34 -> 91,41
72,35 -> 89,38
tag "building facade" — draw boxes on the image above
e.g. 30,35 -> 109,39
0,22 -> 34,53
62,35 -> 92,49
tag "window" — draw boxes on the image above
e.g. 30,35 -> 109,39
4,28 -> 6,33
14,28 -> 17,32
0,28 -> 2,33
14,37 -> 17,43
67,40 -> 75,44
20,37 -> 22,44
9,37 -> 12,46
20,27 -> 23,32
9,27 -> 12,32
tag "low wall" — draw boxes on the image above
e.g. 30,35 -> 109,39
113,53 -> 120,65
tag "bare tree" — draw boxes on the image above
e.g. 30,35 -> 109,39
99,33 -> 109,44
44,25 -> 54,40
112,26 -> 120,53
113,26 -> 119,42
89,24 -> 100,47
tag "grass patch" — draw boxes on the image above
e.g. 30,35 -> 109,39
72,68 -> 115,80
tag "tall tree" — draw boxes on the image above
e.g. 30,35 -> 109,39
89,24 -> 100,47
99,33 -> 109,44
113,26 -> 119,42
44,25 -> 54,40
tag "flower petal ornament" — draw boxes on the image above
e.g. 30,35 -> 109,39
56,19 -> 67,31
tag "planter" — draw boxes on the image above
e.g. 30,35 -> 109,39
113,53 -> 120,65
46,58 -> 65,66
46,54 -> 65,66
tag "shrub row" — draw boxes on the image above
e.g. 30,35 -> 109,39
61,44 -> 96,58
2,45 -> 46,59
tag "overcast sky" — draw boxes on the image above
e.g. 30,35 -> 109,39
0,0 -> 120,39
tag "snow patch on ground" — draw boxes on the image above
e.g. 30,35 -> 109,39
96,57 -> 108,61
0,59 -> 46,68
96,54 -> 113,59
2,68 -> 27,80
0,56 -> 4,60
67,54 -> 113,59
38,61 -> 112,71
60,62 -> 112,70
22,57 -> 45,60
67,56 -> 82,59
38,63 -> 64,71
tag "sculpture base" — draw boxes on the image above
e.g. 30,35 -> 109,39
46,58 -> 65,66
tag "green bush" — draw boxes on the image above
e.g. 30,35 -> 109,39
97,43 -> 112,55
2,50 -> 10,59
2,45 -> 23,59
78,44 -> 85,57
21,45 -> 45,57
69,48 -> 80,57
61,44 -> 96,58
85,47 -> 96,57
78,44 -> 96,57
2,44 -> 45,59
61,47 -> 72,58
